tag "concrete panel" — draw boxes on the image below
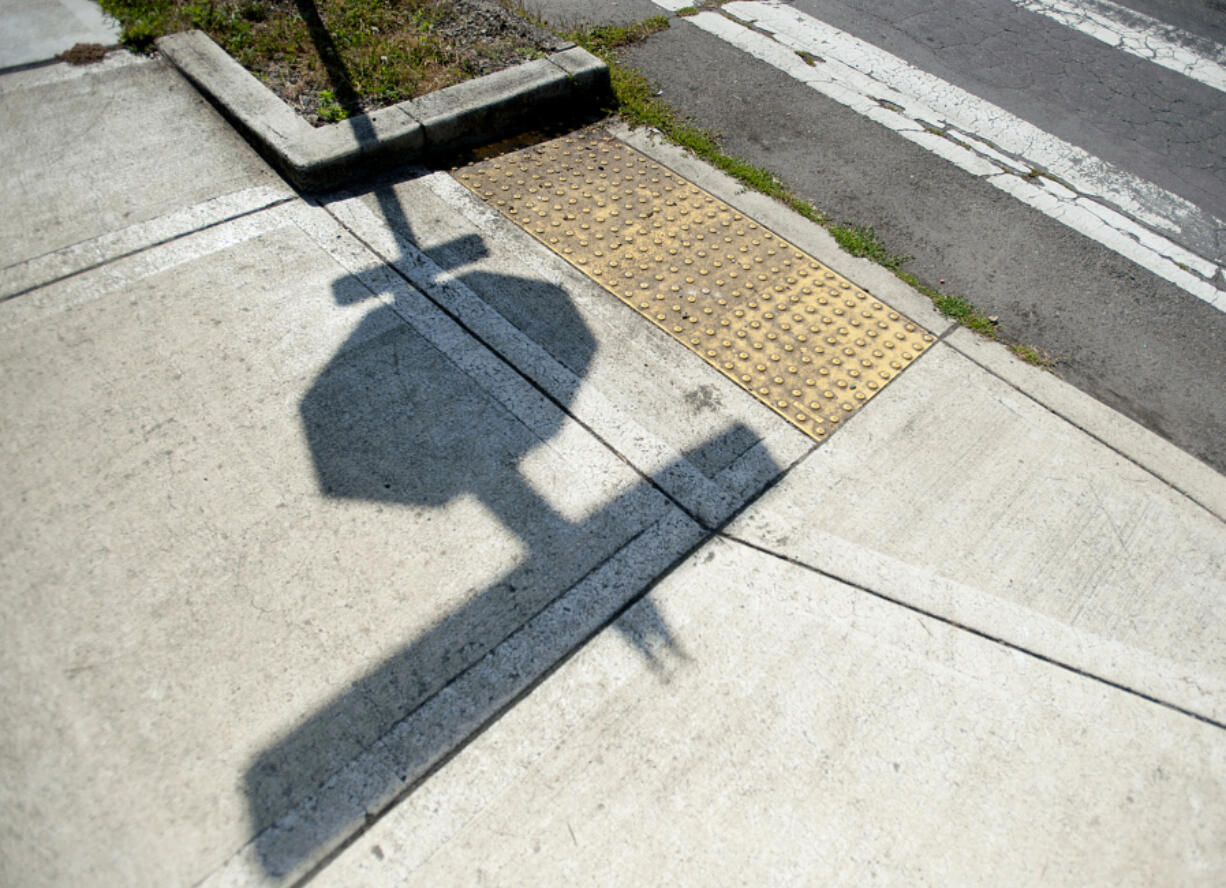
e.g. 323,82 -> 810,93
324,172 -> 814,527
315,536 -> 1226,886
728,341 -> 1226,723
0,200 -> 697,885
0,53 -> 286,278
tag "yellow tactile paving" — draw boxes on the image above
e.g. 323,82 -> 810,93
453,131 -> 933,440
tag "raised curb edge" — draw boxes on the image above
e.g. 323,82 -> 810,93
156,30 -> 609,191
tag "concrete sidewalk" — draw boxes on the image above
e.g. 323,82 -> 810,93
2,34 -> 1225,888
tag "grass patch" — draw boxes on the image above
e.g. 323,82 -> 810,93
1009,343 -> 1052,367
828,224 -> 910,271
565,16 -> 671,55
929,291 -> 998,337
98,0 -> 558,123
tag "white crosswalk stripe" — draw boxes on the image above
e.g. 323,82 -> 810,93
1013,0 -> 1226,95
651,0 -> 1225,312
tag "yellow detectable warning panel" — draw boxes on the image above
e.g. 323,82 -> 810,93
453,131 -> 933,440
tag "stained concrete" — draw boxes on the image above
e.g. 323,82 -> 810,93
0,0 -> 120,69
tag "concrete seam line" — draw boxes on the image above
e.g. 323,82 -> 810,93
416,167 -> 815,525
281,429 -> 821,888
0,45 -> 146,87
196,512 -> 708,888
723,533 -> 1226,733
945,328 -> 1226,523
308,194 -> 718,531
156,30 -> 608,191
285,517 -> 711,888
318,170 -> 815,528
0,204 -> 294,334
0,47 -> 118,77
0,189 -> 295,302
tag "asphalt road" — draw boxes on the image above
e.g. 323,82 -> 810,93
1124,0 -> 1226,42
530,0 -> 1226,475
779,0 -> 1226,229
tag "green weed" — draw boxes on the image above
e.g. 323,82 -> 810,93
828,224 -> 910,270
316,88 -> 349,121
930,292 -> 998,337
1010,343 -> 1052,367
564,16 -> 670,56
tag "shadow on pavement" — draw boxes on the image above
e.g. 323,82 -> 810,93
243,179 -> 775,876
242,6 -> 779,877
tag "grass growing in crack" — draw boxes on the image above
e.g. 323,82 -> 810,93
1009,343 -> 1052,367
828,224 -> 910,271
929,291 -> 998,337
565,16 -> 671,55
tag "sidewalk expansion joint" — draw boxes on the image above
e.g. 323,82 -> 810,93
725,533 -> 1226,733
452,130 -> 935,443
0,194 -> 297,304
287,430 -> 814,888
313,194 -> 714,532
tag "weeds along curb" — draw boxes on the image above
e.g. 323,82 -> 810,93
563,15 -> 1052,368
157,29 -> 609,191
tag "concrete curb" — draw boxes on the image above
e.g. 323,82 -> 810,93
156,30 -> 609,191
945,326 -> 1226,523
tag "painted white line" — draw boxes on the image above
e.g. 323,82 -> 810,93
659,1 -> 1224,311
0,203 -> 293,333
720,1 -> 1223,259
1014,0 -> 1226,95
1,184 -> 293,299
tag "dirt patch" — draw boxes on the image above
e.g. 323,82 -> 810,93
59,43 -> 109,65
